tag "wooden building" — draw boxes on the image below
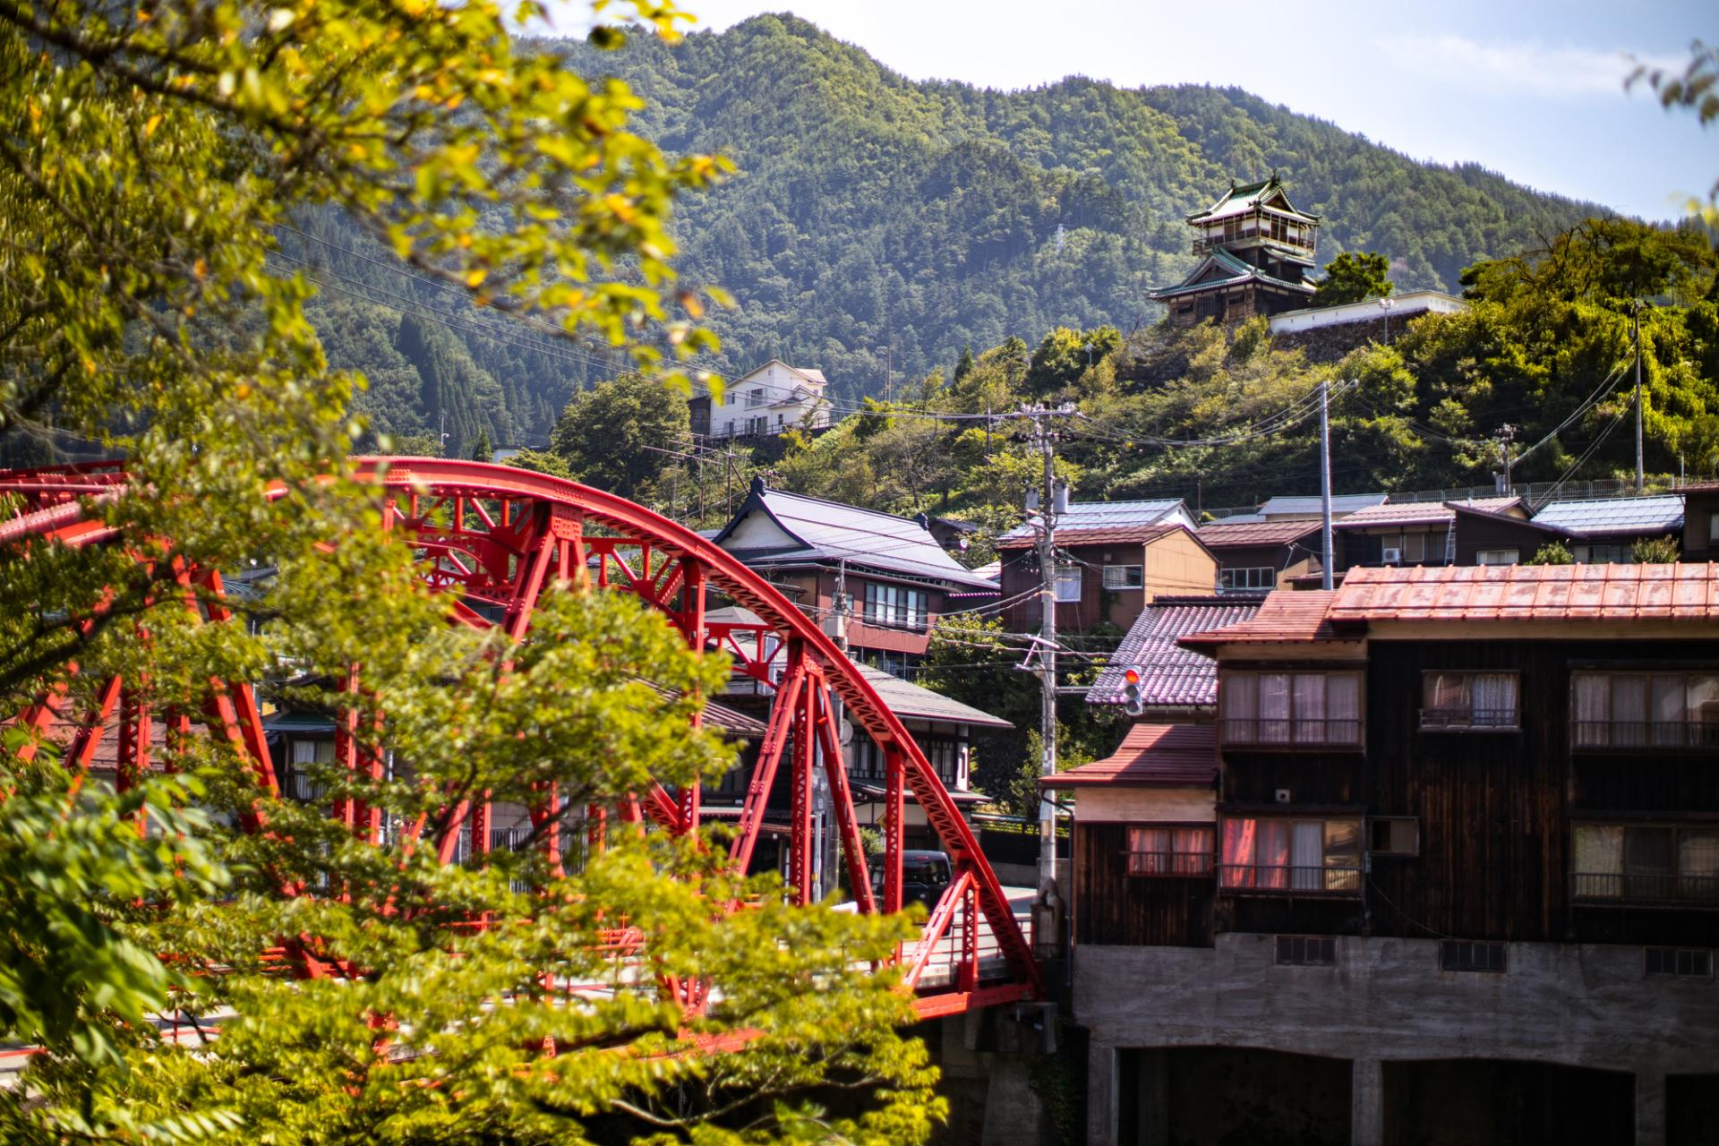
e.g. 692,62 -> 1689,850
1050,564 -> 1719,1146
995,498 -> 1208,633
710,479 -> 998,669
1196,518 -> 1323,591
1150,174 -> 1320,326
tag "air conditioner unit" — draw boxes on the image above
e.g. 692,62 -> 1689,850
1381,547 -> 1403,565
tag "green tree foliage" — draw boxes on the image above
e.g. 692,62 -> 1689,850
1526,541 -> 1575,565
549,372 -> 692,499
291,14 -> 1605,429
0,0 -> 939,1139
1632,534 -> 1682,563
470,426 -> 493,463
1311,251 -> 1395,307
1026,326 -> 1122,397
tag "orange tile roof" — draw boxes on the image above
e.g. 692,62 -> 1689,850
1328,563 -> 1719,623
1040,723 -> 1216,788
1179,590 -> 1348,647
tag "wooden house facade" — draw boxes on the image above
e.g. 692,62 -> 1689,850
1052,565 -> 1719,1146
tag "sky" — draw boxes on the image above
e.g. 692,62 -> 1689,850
541,0 -> 1715,221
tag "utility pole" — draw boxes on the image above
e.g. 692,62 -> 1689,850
1319,378 -> 1334,591
1024,402 -> 1075,931
1633,300 -> 1645,494
1494,423 -> 1518,495
885,345 -> 893,405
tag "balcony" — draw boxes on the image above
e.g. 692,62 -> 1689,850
1218,864 -> 1363,895
1572,872 -> 1719,906
1221,718 -> 1363,749
1192,230 -> 1317,258
1419,707 -> 1520,732
1571,720 -> 1719,751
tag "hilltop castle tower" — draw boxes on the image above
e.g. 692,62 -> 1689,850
1150,173 -> 1321,326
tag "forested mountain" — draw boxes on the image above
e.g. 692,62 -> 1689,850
304,13 -> 1609,451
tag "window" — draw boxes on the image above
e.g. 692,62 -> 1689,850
1102,564 -> 1144,590
1371,817 -> 1419,856
1219,817 -> 1362,892
1710,512 -> 1719,544
863,583 -> 928,630
1572,671 -> 1719,748
1476,548 -> 1520,566
1276,935 -> 1336,966
922,737 -> 962,786
1441,940 -> 1506,973
1219,566 -> 1276,591
284,737 -> 335,803
1125,825 -> 1214,876
1573,824 -> 1719,904
1221,671 -> 1363,746
1421,671 -> 1520,730
1574,543 -> 1632,565
1646,947 -> 1713,979
745,387 -> 765,409
1055,565 -> 1082,602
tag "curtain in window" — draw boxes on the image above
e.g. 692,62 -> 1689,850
1471,674 -> 1518,728
1573,675 -> 1609,747
1221,819 -> 1256,887
289,738 -> 331,802
1691,675 -> 1719,746
1127,827 -> 1169,875
1259,674 -> 1291,744
1679,829 -> 1719,902
1573,825 -> 1623,898
1651,676 -> 1686,746
1292,674 -> 1326,744
1174,827 -> 1214,875
1223,674 -> 1257,743
1257,820 -> 1290,889
1290,821 -> 1324,890
1327,674 -> 1361,744
1612,676 -> 1649,746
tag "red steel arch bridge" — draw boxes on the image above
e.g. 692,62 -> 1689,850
0,457 -> 1042,1021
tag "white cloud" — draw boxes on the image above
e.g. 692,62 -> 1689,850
1375,34 -> 1680,99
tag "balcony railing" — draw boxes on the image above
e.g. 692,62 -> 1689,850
1219,863 -> 1363,894
1192,230 -> 1317,257
1125,851 -> 1215,877
1572,720 -> 1719,750
1419,707 -> 1520,732
1221,718 -> 1363,748
1573,872 -> 1719,905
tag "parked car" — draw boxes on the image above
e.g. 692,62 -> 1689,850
870,849 -> 953,908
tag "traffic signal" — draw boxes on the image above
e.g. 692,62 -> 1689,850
1122,665 -> 1144,716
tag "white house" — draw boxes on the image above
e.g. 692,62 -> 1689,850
694,360 -> 831,439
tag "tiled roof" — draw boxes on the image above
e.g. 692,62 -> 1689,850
1150,248 -> 1315,301
1334,496 -> 1521,530
1179,590 -> 1348,648
855,663 -> 1013,729
1327,563 -> 1719,623
1257,492 -> 1388,519
996,498 -> 1190,544
997,522 -> 1199,550
702,698 -> 768,739
1196,519 -> 1321,548
1531,494 -> 1685,536
1186,175 -> 1320,225
1041,724 -> 1217,788
1088,594 -> 1265,708
713,484 -> 998,591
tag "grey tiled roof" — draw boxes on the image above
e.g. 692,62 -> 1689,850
997,498 -> 1189,543
855,663 -> 1013,729
714,485 -> 998,591
1087,594 -> 1266,709
1531,494 -> 1684,536
1257,492 -> 1388,518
